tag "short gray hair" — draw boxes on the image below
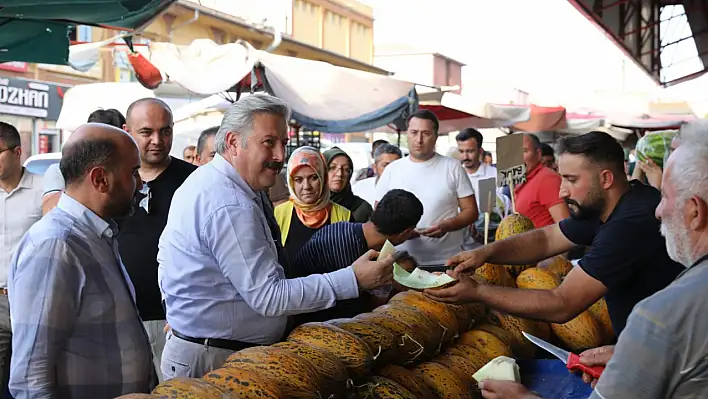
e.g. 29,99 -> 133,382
676,120 -> 708,147
374,143 -> 402,162
669,145 -> 708,204
215,93 -> 291,154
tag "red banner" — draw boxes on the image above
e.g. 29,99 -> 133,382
0,62 -> 29,73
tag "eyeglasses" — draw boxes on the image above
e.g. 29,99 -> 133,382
0,146 -> 17,155
329,165 -> 351,176
138,183 -> 151,214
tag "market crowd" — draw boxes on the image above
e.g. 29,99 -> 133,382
1,92 -> 707,398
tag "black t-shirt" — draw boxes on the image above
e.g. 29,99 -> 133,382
117,158 -> 196,321
559,180 -> 684,336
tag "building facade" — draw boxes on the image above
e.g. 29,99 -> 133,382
181,0 -> 375,64
0,0 -> 381,159
374,44 -> 465,94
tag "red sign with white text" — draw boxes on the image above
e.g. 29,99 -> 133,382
0,62 -> 29,73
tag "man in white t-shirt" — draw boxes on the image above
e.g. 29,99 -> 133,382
353,143 -> 402,207
375,110 -> 478,270
456,129 -> 511,249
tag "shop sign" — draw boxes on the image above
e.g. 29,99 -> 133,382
0,62 -> 29,73
0,77 -> 70,120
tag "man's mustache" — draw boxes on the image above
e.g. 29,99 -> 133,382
564,198 -> 580,207
264,161 -> 283,171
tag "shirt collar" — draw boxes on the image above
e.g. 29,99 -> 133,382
526,163 -> 544,180
56,193 -> 118,239
672,253 -> 708,281
468,163 -> 488,177
17,168 -> 34,189
211,153 -> 257,200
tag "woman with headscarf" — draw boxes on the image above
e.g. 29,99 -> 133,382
323,147 -> 373,222
274,146 -> 352,263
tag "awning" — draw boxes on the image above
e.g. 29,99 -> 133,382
0,0 -> 175,65
423,92 -> 531,132
55,82 -> 156,132
147,39 -> 417,133
512,105 -> 567,132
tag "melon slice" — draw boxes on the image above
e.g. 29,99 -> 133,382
379,240 -> 397,260
379,240 -> 457,289
393,264 -> 457,290
472,355 -> 521,383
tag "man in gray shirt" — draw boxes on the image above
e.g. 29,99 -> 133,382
0,122 -> 43,397
585,138 -> 708,398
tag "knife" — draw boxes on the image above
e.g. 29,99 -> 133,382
522,331 -> 604,379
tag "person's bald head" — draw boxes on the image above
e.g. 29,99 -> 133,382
61,123 -> 138,186
124,98 -> 173,166
61,123 -> 141,218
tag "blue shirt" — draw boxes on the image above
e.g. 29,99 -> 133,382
157,154 -> 360,344
9,194 -> 154,399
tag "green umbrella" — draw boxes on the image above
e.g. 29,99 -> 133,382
0,0 -> 175,65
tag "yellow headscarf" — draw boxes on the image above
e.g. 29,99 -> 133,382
287,146 -> 331,228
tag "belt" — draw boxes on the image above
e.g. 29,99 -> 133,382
171,329 -> 257,352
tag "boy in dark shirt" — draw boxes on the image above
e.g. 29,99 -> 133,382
426,131 -> 683,336
289,189 -> 423,323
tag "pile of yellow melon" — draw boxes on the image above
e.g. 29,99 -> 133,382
116,214 -> 613,399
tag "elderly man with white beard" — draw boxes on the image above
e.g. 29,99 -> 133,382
582,142 -> 708,398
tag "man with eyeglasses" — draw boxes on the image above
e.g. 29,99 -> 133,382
118,98 -> 196,382
0,121 -> 43,395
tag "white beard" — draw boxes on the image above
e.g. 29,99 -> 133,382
661,219 -> 693,267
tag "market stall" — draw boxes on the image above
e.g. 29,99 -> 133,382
127,217 -> 603,399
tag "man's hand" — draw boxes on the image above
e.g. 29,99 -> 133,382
638,158 -> 662,189
445,247 -> 490,275
423,272 -> 481,304
479,380 -> 540,399
407,229 -> 421,239
418,222 -> 446,238
163,322 -> 171,334
352,250 -> 394,291
579,345 -> 614,387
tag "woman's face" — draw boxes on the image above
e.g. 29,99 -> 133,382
293,165 -> 321,205
328,155 -> 351,193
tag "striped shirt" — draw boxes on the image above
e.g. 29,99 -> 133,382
9,194 -> 154,399
291,221 -> 368,278
291,221 -> 371,324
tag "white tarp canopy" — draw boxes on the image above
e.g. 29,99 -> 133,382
376,86 -> 533,134
148,40 -> 417,133
56,82 -> 155,133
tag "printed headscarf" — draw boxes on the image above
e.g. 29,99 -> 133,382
287,146 -> 331,228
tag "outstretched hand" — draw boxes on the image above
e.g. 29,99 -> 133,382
352,249 -> 394,291
445,247 -> 489,275
423,271 -> 480,304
